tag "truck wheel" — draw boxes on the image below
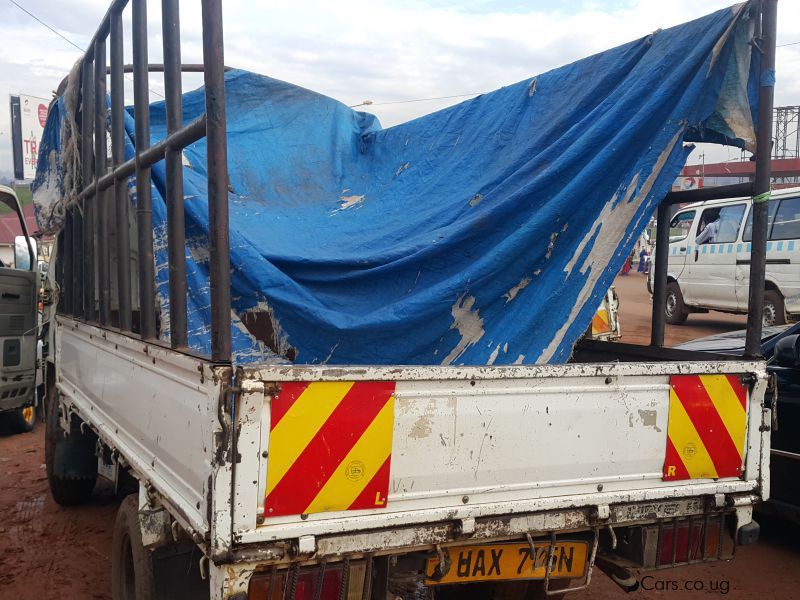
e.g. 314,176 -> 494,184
763,290 -> 786,327
112,495 -> 209,600
45,387 -> 97,506
665,282 -> 689,325
112,495 -> 156,600
7,405 -> 36,433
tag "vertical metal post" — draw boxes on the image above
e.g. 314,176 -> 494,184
651,201 -> 670,346
71,205 -> 83,316
63,212 -> 74,315
163,0 -> 188,348
201,0 -> 231,362
132,0 -> 157,339
95,38 -> 111,326
110,10 -> 132,331
70,206 -> 84,316
55,229 -> 65,313
745,0 -> 778,358
82,58 -> 96,321
71,63 -> 85,319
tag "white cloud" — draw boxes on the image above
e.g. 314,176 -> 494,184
0,0 -> 798,176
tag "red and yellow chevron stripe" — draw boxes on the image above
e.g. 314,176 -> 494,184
663,375 -> 747,481
591,308 -> 612,335
264,381 -> 396,517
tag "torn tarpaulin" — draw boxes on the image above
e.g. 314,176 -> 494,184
34,3 -> 762,365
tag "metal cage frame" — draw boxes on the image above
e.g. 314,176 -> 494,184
56,0 -> 231,362
54,0 -> 779,365
650,0 -> 778,359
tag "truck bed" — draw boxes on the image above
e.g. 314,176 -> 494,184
55,317 -> 770,567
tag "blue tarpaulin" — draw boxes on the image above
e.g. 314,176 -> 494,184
35,3 -> 763,365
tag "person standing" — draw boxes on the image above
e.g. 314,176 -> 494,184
638,247 -> 649,272
621,253 -> 632,275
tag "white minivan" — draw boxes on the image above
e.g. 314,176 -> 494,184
649,186 -> 800,326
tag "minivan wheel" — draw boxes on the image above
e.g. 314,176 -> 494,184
763,290 -> 786,327
7,405 -> 36,434
665,282 -> 689,325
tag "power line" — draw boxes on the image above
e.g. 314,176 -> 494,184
7,0 -> 84,53
10,0 -> 800,109
366,39 -> 800,108
7,0 -> 165,99
364,40 -> 800,108
369,92 -> 483,106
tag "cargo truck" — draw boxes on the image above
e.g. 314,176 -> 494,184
37,1 -> 779,599
0,185 -> 38,433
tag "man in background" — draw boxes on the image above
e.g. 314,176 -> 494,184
695,208 -> 721,244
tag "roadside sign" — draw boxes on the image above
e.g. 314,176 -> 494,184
9,94 -> 50,181
680,176 -> 704,190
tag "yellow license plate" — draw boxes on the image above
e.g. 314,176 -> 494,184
425,541 -> 588,585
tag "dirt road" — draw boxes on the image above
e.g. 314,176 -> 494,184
0,422 -> 116,599
613,272 -> 748,347
0,274 -> 796,599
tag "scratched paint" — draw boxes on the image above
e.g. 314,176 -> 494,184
638,409 -> 662,432
442,294 -> 485,366
339,194 -> 365,210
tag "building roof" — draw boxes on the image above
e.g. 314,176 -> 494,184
0,203 -> 37,245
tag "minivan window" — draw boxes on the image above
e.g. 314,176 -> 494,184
742,200 -> 778,242
697,203 -> 745,244
669,210 -> 695,242
770,197 -> 800,241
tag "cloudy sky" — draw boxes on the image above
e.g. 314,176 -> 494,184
1,0 -> 799,176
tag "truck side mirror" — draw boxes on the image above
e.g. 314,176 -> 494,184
14,235 -> 37,271
774,334 -> 800,368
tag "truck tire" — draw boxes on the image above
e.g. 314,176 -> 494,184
45,385 -> 97,506
665,282 -> 689,325
7,405 -> 36,433
763,290 -> 786,327
112,495 -> 209,600
112,495 -> 156,600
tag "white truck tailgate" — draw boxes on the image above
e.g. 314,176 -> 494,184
232,361 -> 768,547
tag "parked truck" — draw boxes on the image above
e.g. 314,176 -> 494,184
37,1 -> 778,599
0,185 -> 38,433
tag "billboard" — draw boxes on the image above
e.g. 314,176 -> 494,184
9,94 -> 49,181
679,175 -> 704,190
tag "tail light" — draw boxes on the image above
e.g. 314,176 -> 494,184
248,561 -> 364,600
657,517 -> 721,565
613,513 -> 735,570
654,514 -> 736,568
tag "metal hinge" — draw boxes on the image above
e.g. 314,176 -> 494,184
296,535 -> 316,555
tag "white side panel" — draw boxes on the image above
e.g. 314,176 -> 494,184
56,319 -> 217,535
